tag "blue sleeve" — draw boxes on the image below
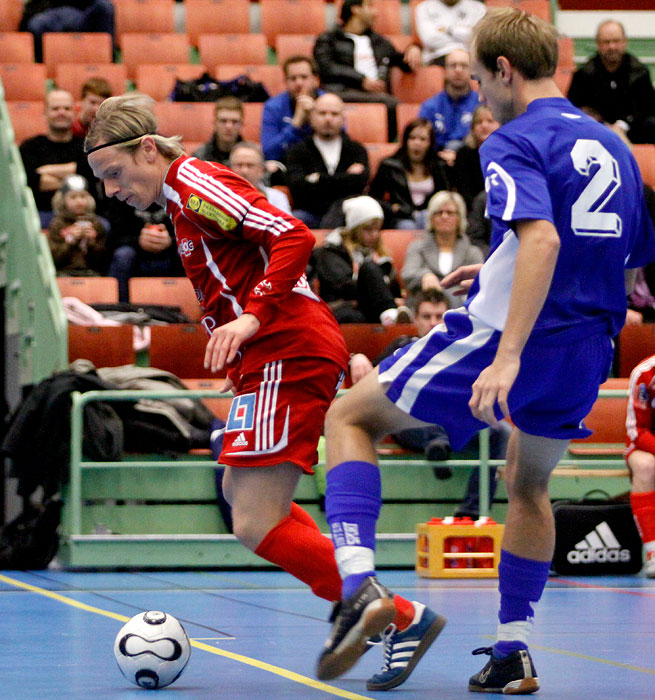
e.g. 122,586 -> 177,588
261,97 -> 304,162
481,131 -> 554,225
418,97 -> 433,121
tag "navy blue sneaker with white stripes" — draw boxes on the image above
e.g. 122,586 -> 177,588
366,602 -> 446,691
469,646 -> 539,694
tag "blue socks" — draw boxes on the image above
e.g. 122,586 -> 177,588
494,549 -> 550,658
325,461 -> 382,599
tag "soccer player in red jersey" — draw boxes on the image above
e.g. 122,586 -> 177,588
85,95 -> 420,679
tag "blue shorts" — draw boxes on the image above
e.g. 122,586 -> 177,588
378,309 -> 613,450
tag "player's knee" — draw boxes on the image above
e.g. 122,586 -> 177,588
628,452 -> 655,484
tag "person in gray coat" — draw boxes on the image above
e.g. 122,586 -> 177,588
401,190 -> 483,307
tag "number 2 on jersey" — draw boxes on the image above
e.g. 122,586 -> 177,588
570,139 -> 622,237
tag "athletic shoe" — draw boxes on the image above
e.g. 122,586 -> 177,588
316,576 -> 396,681
366,602 -> 447,691
468,646 -> 539,694
644,556 -> 655,578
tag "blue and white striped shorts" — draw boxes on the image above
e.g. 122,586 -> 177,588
378,309 -> 613,450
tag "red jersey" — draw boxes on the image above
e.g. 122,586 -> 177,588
163,155 -> 349,374
626,354 -> 655,454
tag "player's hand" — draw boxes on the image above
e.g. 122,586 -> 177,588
349,353 -> 374,384
469,353 -> 520,426
441,264 -> 483,295
204,313 -> 261,373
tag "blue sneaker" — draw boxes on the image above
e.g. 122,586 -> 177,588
468,646 -> 539,694
366,602 -> 446,691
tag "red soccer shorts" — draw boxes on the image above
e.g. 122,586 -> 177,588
219,357 -> 345,473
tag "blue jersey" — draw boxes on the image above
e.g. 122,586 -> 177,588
418,89 -> 479,149
467,97 -> 655,339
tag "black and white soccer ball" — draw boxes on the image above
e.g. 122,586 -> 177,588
114,611 -> 191,689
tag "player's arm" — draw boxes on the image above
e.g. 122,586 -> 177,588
469,218 -> 560,425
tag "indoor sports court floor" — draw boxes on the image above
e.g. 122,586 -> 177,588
1,568 -> 653,700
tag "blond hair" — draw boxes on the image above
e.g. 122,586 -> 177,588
471,7 -> 558,80
427,191 -> 467,236
85,93 -> 185,159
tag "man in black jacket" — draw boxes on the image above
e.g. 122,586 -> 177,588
567,20 -> 655,144
313,0 -> 422,140
285,93 -> 369,227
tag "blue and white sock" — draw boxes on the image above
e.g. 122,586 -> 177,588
325,461 -> 381,599
494,549 -> 550,658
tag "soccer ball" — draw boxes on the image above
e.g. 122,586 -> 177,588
113,611 -> 191,689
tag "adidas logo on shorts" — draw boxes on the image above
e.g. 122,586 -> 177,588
232,432 -> 248,447
567,521 -> 632,564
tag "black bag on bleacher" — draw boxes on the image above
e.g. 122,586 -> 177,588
551,491 -> 643,575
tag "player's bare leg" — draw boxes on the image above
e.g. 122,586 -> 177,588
317,368 -> 446,685
469,430 -> 568,694
223,461 -> 343,601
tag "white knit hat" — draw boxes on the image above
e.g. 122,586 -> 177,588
343,196 -> 384,230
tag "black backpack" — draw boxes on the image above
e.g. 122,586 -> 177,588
0,497 -> 64,570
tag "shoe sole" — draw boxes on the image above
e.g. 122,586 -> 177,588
468,677 -> 540,694
316,598 -> 396,681
366,613 -> 447,691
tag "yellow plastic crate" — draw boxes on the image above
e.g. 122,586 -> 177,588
416,520 -> 505,578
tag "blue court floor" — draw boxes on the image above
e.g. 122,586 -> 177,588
0,568 -> 653,700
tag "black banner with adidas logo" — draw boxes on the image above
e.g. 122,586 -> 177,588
551,492 -> 643,575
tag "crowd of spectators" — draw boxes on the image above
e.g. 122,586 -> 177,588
14,0 -> 655,325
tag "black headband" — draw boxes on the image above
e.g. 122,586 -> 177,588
85,133 -> 155,155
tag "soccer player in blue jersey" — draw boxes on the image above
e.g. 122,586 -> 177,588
315,7 -> 655,694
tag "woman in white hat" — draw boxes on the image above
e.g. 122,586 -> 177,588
309,195 -> 412,325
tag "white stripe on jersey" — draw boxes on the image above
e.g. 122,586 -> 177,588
626,355 -> 655,442
178,167 -> 246,220
163,182 -> 184,210
379,312 -> 495,414
181,160 -> 294,237
201,237 -> 243,317
255,361 -> 282,451
486,161 -> 517,220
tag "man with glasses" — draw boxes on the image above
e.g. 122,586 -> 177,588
193,96 -> 244,166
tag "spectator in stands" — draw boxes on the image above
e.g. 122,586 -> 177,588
348,288 -> 509,519
261,56 -> 322,164
20,89 -> 94,227
308,195 -> 411,325
568,20 -> 655,145
419,49 -> 479,166
625,353 -> 655,578
229,142 -> 292,214
401,190 -> 484,308
313,0 -> 422,141
285,93 -> 369,227
368,117 -> 451,230
466,190 -> 492,258
414,0 -> 486,67
72,76 -> 113,139
193,96 -> 244,166
48,174 -> 109,276
106,200 -> 184,303
451,103 -> 498,209
20,0 -> 115,63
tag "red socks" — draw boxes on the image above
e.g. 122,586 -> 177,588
256,502 -> 417,628
255,504 -> 342,601
631,490 -> 655,552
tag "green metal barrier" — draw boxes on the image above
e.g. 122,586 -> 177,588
59,387 -> 630,569
0,78 -> 67,396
